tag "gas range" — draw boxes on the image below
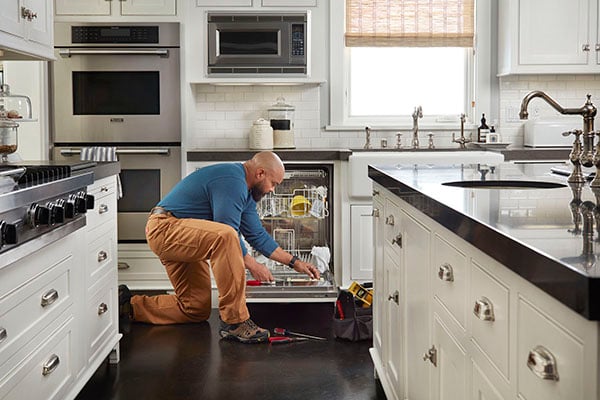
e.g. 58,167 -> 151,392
0,161 -> 96,261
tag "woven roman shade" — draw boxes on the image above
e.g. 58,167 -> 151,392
345,0 -> 474,47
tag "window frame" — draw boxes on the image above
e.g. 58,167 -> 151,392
327,0 -> 494,130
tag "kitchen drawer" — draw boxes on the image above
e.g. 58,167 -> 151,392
85,189 -> 117,233
88,176 -> 116,199
470,260 -> 510,380
432,233 -> 468,329
0,314 -> 74,400
384,196 -> 402,257
517,296 -> 584,400
86,222 -> 117,293
0,256 -> 73,377
118,244 -> 171,290
86,272 -> 117,366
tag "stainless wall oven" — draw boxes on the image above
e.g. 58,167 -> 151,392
207,13 -> 308,75
50,22 -> 180,143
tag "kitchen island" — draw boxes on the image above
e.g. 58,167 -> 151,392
368,161 -> 600,400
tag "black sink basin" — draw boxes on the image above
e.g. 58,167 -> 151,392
442,180 -> 567,189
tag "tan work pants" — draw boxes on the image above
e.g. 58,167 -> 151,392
131,212 -> 250,325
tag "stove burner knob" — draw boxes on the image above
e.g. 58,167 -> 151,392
27,203 -> 51,227
0,221 -> 17,247
76,191 -> 94,213
85,194 -> 95,210
63,196 -> 77,218
47,202 -> 65,224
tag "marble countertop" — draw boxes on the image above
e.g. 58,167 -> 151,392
369,161 -> 600,320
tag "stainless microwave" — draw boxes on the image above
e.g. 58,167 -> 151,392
207,12 -> 308,75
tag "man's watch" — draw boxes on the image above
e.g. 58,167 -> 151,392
288,255 -> 299,269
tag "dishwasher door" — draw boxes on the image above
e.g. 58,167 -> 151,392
246,163 -> 337,301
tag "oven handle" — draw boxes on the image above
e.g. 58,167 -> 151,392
59,148 -> 170,156
59,49 -> 169,58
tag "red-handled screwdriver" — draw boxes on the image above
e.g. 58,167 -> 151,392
273,328 -> 327,341
268,336 -> 309,344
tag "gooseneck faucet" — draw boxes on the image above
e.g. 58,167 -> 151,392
412,106 -> 423,149
363,126 -> 372,149
520,91 -> 598,184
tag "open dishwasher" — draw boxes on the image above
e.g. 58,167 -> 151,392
247,163 -> 337,301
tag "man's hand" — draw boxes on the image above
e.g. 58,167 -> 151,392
293,260 -> 321,280
244,254 -> 274,282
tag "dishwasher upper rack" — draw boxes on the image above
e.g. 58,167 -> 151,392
257,186 -> 329,219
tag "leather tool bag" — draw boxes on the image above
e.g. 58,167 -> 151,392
332,290 -> 373,341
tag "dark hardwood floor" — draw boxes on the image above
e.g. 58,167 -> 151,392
76,302 -> 386,400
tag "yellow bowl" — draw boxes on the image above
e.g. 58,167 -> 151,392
290,195 -> 311,216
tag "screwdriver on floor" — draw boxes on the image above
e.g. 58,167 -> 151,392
268,336 -> 309,344
274,327 -> 327,341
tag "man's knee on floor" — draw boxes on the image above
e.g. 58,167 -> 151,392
180,298 -> 211,321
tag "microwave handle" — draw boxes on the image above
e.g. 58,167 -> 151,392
59,49 -> 169,58
59,148 -> 171,156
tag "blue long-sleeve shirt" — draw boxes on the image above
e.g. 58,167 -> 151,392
157,163 -> 278,257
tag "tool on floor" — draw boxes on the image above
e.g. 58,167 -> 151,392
347,281 -> 373,307
273,327 -> 327,341
268,336 -> 309,345
336,300 -> 345,320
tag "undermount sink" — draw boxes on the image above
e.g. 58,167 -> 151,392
349,150 -> 505,197
442,180 -> 567,189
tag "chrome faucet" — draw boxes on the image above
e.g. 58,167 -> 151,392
363,126 -> 372,149
451,113 -> 472,149
412,106 -> 423,149
519,91 -> 597,184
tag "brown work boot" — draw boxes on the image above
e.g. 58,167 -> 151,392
219,318 -> 270,344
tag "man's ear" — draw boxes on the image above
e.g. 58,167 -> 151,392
256,167 -> 266,180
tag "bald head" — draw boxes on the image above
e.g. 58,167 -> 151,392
244,151 -> 285,201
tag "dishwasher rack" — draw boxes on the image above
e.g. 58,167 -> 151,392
257,186 -> 329,219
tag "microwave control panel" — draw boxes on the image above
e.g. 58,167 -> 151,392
291,24 -> 305,57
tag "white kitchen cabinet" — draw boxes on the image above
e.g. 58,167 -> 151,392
370,181 -> 600,400
0,0 -> 53,60
195,0 -> 316,7
498,0 -> 600,75
350,204 -> 373,281
55,0 -> 176,17
195,0 -> 251,6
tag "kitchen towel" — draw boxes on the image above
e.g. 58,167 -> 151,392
311,246 -> 330,273
80,146 -> 123,199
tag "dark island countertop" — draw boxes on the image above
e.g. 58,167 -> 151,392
369,161 -> 600,320
187,149 -> 352,162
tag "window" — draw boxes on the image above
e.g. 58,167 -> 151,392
329,0 -> 492,128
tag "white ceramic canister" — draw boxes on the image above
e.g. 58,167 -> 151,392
249,118 -> 274,150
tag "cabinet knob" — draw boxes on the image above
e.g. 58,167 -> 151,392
387,290 -> 399,304
527,345 -> 559,381
98,250 -> 108,262
385,215 -> 395,225
371,208 -> 380,218
42,354 -> 60,376
41,289 -> 59,307
118,262 -> 131,270
422,345 -> 437,367
391,233 -> 402,247
99,204 -> 109,214
98,302 -> 109,315
100,186 -> 109,192
583,44 -> 591,51
473,296 -> 495,321
372,189 -> 380,196
20,7 -> 37,21
596,44 -> 600,52
0,327 -> 6,344
438,263 -> 454,282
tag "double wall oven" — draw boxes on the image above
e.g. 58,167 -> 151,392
50,22 -> 181,242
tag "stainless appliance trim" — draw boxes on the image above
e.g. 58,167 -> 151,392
59,49 -> 170,57
59,148 -> 170,156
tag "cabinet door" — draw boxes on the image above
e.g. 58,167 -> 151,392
350,204 -> 373,281
384,250 -> 403,400
121,0 -> 177,16
54,0 -> 111,16
0,0 -> 23,37
431,313 -> 468,400
472,361 -> 505,400
402,209 -> 431,400
519,0 -> 589,66
372,194 -> 385,356
22,0 -> 52,48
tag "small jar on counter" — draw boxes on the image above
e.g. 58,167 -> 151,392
249,118 -> 274,150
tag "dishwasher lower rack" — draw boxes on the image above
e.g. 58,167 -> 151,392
245,253 -> 337,301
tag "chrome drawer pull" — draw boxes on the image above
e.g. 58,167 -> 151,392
371,208 -> 380,218
387,290 -> 399,305
391,233 -> 402,247
438,263 -> 454,282
0,328 -> 6,344
385,215 -> 395,225
97,250 -> 108,262
99,204 -> 109,214
98,302 -> 108,315
41,289 -> 59,307
118,262 -> 130,270
42,354 -> 60,376
527,345 -> 559,381
473,296 -> 495,321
